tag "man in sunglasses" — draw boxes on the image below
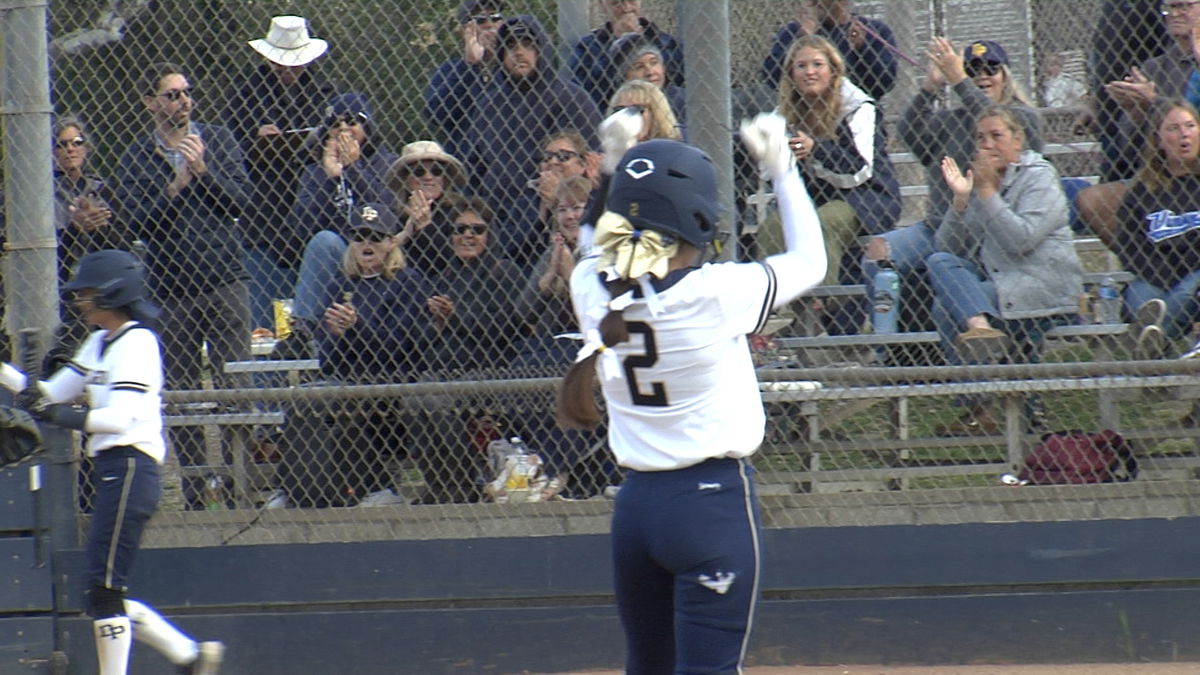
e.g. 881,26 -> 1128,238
221,15 -> 337,332
461,15 -> 601,269
115,62 -> 253,508
423,0 -> 507,153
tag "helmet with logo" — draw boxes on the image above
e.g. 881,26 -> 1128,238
605,139 -> 721,249
63,249 -> 160,321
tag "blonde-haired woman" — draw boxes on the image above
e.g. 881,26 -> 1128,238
863,38 -> 1042,334
318,202 -> 431,382
609,79 -> 682,142
775,34 -> 899,287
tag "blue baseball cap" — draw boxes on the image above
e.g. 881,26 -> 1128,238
963,40 -> 1008,66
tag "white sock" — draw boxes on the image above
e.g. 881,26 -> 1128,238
93,616 -> 132,675
124,599 -> 198,665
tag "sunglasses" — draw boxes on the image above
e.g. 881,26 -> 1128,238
469,12 -> 503,23
542,149 -> 581,163
326,112 -> 367,128
350,230 -> 389,243
156,88 -> 192,102
965,62 -> 1003,78
56,137 -> 86,149
611,104 -> 645,115
454,224 -> 488,236
410,164 -> 446,178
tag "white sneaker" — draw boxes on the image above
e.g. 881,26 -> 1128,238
180,641 -> 224,675
263,489 -> 290,510
356,489 -> 405,507
1180,338 -> 1200,360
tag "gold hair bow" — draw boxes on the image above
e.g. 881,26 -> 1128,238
594,211 -> 679,281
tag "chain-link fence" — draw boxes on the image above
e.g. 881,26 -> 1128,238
5,0 -> 1200,548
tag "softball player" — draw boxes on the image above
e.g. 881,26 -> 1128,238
10,250 -> 223,674
557,116 -> 826,674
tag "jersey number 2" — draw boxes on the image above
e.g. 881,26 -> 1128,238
623,321 -> 668,406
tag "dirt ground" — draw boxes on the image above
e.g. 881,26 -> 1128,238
542,665 -> 1200,674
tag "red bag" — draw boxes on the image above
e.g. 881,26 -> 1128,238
1017,430 -> 1138,485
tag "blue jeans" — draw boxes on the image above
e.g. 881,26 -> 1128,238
926,252 -> 999,364
293,230 -> 347,323
1123,270 -> 1200,339
862,221 -> 935,314
244,245 -> 298,331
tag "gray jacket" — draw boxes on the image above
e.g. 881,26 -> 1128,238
934,149 -> 1082,319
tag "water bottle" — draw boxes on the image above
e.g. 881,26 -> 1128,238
202,474 -> 229,511
503,437 -> 533,502
872,261 -> 901,334
1096,275 -> 1120,324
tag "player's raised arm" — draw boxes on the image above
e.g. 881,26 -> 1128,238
740,112 -> 827,306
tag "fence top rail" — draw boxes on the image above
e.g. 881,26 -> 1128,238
159,360 -> 1200,405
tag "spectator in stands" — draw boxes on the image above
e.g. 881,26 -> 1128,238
54,117 -> 131,288
45,117 -> 135,374
116,61 -> 252,393
323,202 -> 430,507
1082,0 -> 1167,183
928,106 -> 1082,435
423,0 -> 506,157
512,176 -> 591,367
1041,51 -> 1087,109
761,0 -> 898,101
863,38 -> 1040,333
505,130 -> 599,272
222,15 -> 336,332
285,93 -> 398,355
116,62 -> 252,508
413,195 -> 526,503
317,202 -> 431,381
461,14 -> 602,259
422,195 -> 527,372
385,140 -> 467,279
605,33 -> 686,128
773,35 -> 899,288
1080,0 -> 1199,248
1114,100 -> 1200,359
570,0 -> 684,108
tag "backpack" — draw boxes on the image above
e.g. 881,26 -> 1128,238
1017,429 -> 1138,485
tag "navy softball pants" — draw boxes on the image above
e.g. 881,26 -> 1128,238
86,447 -> 161,606
612,457 -> 762,675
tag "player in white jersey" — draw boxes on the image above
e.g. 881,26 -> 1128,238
557,116 -> 826,674
9,250 -> 223,674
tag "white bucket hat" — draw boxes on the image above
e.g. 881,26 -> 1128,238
248,16 -> 329,67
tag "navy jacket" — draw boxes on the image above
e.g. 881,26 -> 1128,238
1116,174 -> 1200,291
290,141 -> 398,247
116,122 -> 250,298
462,16 -> 601,262
761,16 -> 898,102
221,64 -> 337,258
317,269 -> 432,382
424,58 -> 500,159
570,17 -> 684,108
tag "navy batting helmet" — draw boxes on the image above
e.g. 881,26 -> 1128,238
606,139 -> 721,249
64,250 -> 159,320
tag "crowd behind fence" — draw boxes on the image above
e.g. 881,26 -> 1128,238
5,0 -> 1200,547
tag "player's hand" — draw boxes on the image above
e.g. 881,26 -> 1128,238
740,112 -> 794,180
599,108 -> 644,174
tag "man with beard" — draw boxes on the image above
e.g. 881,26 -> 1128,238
461,15 -> 601,268
116,62 -> 252,507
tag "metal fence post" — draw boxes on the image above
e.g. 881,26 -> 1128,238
677,0 -> 735,261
